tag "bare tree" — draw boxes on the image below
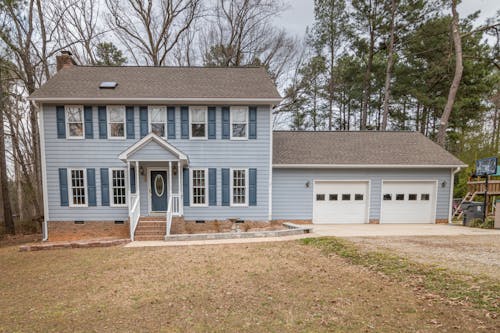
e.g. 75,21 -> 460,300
106,0 -> 202,66
202,0 -> 298,85
0,62 -> 14,234
436,0 -> 463,146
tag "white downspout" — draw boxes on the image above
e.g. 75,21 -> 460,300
448,166 -> 462,224
35,101 -> 49,241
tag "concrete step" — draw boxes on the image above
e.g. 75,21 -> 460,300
134,235 -> 165,241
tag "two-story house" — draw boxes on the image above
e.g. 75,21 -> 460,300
30,52 -> 465,242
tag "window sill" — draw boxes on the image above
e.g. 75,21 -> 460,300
66,137 -> 85,140
68,205 -> 88,208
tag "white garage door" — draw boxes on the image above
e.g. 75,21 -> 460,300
380,181 -> 437,224
313,181 -> 369,224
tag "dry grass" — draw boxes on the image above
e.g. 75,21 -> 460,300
0,240 -> 498,332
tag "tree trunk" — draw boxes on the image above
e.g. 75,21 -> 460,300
436,0 -> 463,146
381,0 -> 397,130
361,5 -> 376,130
0,73 -> 15,234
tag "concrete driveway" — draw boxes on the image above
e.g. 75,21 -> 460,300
311,223 -> 500,237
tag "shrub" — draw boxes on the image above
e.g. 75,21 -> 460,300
469,217 -> 494,229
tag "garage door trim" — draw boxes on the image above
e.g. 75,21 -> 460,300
379,179 -> 438,224
312,180 -> 371,224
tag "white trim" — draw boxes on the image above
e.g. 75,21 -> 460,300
229,106 -> 249,140
268,105 -> 273,220
109,167 -> 128,208
189,106 -> 208,140
148,105 -> 167,138
312,180 -> 371,224
379,179 -> 438,224
107,105 -> 126,140
67,168 -> 88,208
189,168 -> 209,207
147,168 -> 169,214
273,164 -> 468,169
65,105 -> 85,140
230,168 -> 249,207
448,167 -> 462,223
118,133 -> 188,161
37,102 -> 49,241
29,97 -> 283,104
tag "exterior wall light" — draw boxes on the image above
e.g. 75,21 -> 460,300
441,180 -> 446,188
305,181 -> 310,188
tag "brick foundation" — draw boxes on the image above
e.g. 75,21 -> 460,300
48,221 -> 130,241
369,219 -> 380,224
170,218 -> 286,234
271,219 -> 312,225
435,219 -> 448,224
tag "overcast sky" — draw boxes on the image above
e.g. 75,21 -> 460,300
276,0 -> 500,38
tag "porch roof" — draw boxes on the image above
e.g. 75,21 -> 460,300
119,133 -> 188,162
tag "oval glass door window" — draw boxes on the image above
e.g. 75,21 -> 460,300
154,174 -> 164,197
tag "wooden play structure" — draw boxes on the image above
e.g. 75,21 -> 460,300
452,176 -> 500,220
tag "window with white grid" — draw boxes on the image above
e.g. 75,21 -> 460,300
191,169 -> 207,206
69,169 -> 86,207
189,106 -> 207,139
108,106 -> 125,139
149,106 -> 167,137
230,106 -> 248,139
231,169 -> 247,206
65,105 -> 84,139
111,169 -> 127,207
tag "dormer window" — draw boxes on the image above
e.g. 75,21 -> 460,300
65,105 -> 84,139
108,106 -> 125,139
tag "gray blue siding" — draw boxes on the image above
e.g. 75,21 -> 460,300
43,104 -> 271,222
272,168 -> 452,221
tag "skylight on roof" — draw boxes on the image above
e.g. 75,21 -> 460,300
99,81 -> 118,89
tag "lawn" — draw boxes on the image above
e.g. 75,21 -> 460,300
0,239 -> 498,332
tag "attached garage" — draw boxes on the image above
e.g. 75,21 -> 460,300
380,181 -> 437,224
313,181 -> 369,224
272,131 -> 467,225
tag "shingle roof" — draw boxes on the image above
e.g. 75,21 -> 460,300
273,131 -> 465,167
29,66 -> 281,101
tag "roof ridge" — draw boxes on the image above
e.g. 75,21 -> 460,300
73,65 -> 265,69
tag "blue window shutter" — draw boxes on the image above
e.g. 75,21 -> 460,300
167,107 -> 176,139
140,106 -> 148,138
56,106 -> 66,139
130,168 -> 136,194
87,168 -> 97,206
209,168 -> 217,206
208,107 -> 216,139
181,106 -> 189,139
183,168 -> 190,206
100,168 -> 109,206
249,168 -> 257,206
222,168 -> 230,206
58,168 -> 68,206
84,106 -> 93,139
221,107 -> 230,139
98,106 -> 107,139
249,106 -> 257,139
126,106 -> 135,139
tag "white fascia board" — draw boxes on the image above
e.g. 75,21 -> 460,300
28,97 -> 283,104
119,133 -> 188,161
272,164 -> 468,169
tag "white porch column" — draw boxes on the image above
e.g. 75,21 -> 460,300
127,161 -> 131,214
178,161 -> 182,215
169,161 -> 172,209
135,161 -> 140,202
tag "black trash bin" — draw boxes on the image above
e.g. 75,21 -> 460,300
462,202 -> 484,226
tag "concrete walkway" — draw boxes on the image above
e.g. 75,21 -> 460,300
311,224 -> 500,237
124,224 -> 500,248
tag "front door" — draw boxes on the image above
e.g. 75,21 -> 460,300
150,170 -> 168,212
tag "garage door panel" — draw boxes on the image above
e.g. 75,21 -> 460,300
313,181 -> 369,224
381,181 -> 436,224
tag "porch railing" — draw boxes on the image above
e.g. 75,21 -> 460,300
171,193 -> 182,216
166,196 -> 173,236
129,194 -> 140,241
